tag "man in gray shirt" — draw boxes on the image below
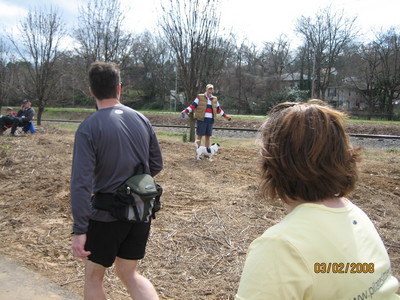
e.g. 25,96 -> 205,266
70,61 -> 163,300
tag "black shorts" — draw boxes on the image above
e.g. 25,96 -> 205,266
85,220 -> 151,267
196,120 -> 213,136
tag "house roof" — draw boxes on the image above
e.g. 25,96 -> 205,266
281,72 -> 309,81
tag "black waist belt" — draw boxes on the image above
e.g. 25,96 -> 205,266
92,193 -> 115,211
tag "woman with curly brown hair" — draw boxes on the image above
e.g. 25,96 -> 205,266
235,101 -> 400,300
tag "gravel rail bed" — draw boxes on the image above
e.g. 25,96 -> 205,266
155,126 -> 400,150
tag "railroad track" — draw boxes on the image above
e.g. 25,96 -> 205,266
42,119 -> 400,140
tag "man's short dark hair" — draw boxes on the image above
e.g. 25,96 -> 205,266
89,61 -> 120,100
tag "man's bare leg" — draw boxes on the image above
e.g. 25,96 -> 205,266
205,136 -> 211,148
84,260 -> 107,300
196,136 -> 203,147
115,257 -> 159,300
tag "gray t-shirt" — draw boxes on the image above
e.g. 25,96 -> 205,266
70,104 -> 163,234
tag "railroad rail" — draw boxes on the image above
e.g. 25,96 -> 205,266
42,119 -> 400,140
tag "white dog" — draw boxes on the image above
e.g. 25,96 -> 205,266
195,142 -> 220,161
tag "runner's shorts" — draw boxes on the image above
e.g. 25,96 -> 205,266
196,120 -> 213,136
85,220 -> 151,267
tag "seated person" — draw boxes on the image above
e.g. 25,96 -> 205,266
6,107 -> 17,117
10,99 -> 35,136
0,107 -> 17,133
235,100 -> 400,300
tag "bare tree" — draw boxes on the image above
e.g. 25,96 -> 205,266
342,43 -> 381,119
51,52 -> 87,107
227,41 -> 261,114
72,0 -> 134,107
159,0 -> 232,141
373,28 -> 400,120
292,45 -> 312,93
259,35 -> 292,106
232,42 -> 247,114
0,39 -> 14,111
260,35 -> 291,79
9,6 -> 65,124
74,0 -> 132,65
296,6 -> 357,100
135,32 -> 176,109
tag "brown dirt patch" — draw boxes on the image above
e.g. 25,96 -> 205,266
0,116 -> 399,299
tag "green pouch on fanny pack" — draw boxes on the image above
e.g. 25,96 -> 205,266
112,174 -> 163,223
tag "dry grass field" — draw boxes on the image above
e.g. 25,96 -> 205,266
0,114 -> 399,299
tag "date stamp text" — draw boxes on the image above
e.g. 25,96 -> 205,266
314,263 -> 374,274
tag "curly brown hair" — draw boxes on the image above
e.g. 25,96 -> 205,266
259,101 -> 361,203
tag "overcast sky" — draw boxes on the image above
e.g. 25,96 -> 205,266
0,0 -> 398,48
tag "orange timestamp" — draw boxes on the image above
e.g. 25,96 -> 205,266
314,263 -> 374,274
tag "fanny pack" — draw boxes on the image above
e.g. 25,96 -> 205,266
93,173 -> 163,223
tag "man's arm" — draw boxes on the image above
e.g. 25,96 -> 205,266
216,101 -> 232,121
182,97 -> 200,114
70,130 -> 96,235
148,131 -> 163,177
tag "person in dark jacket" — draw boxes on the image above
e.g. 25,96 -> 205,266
70,61 -> 163,300
0,107 -> 16,133
10,100 -> 35,136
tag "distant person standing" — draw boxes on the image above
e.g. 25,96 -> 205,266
70,61 -> 163,300
181,84 -> 231,149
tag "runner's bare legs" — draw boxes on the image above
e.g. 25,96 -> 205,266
115,258 -> 159,300
84,260 -> 107,300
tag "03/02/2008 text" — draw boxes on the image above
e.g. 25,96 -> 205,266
314,262 -> 374,274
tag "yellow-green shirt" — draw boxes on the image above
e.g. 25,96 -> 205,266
236,201 -> 400,300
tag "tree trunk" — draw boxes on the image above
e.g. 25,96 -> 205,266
37,105 -> 44,125
367,98 -> 373,120
387,93 -> 394,121
189,112 -> 196,142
